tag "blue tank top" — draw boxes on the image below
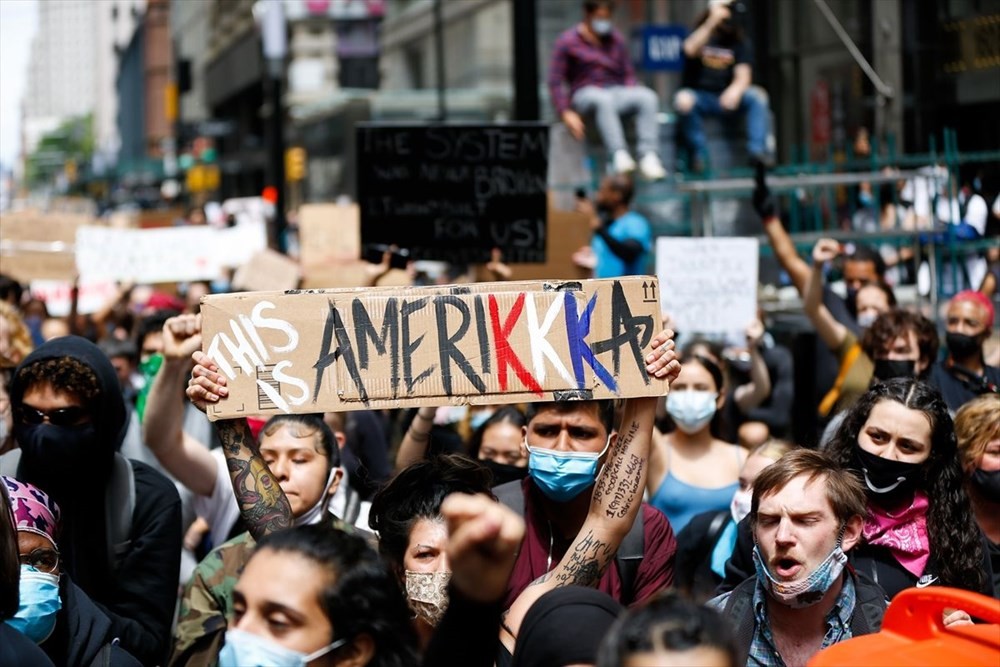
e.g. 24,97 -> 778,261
650,474 -> 739,534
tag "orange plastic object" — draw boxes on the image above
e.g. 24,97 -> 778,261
809,587 -> 1000,667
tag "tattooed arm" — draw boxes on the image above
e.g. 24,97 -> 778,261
187,350 -> 292,541
499,330 -> 676,650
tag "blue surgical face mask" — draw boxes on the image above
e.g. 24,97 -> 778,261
752,532 -> 848,608
666,390 -> 718,434
527,436 -> 611,502
219,628 -> 346,667
469,409 -> 494,431
4,566 -> 61,644
591,18 -> 613,36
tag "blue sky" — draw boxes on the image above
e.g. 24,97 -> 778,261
0,0 -> 38,170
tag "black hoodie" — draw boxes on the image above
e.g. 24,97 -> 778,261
41,579 -> 142,667
11,336 -> 181,666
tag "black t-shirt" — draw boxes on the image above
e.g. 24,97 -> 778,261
926,361 -> 1000,413
682,33 -> 751,94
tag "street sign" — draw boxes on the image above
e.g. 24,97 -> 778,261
633,25 -> 687,72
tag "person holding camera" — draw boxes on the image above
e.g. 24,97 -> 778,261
675,0 -> 769,172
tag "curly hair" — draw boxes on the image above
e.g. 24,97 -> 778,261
368,454 -> 493,573
827,378 -> 985,592
859,309 -> 938,370
16,356 -> 101,408
0,302 -> 33,364
255,524 -> 419,667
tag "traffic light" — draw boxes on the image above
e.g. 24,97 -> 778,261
286,147 -> 307,182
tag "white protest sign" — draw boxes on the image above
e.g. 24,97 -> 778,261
656,237 -> 759,335
75,223 -> 268,283
29,279 -> 121,316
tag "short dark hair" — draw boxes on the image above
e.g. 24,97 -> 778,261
859,281 -> 897,308
0,274 -> 23,306
135,310 -> 179,350
596,591 -> 737,667
845,243 -> 886,278
368,454 -> 493,572
860,308 -> 938,369
751,449 -> 867,531
583,0 -> 615,14
261,414 -> 340,469
525,399 -> 616,435
255,524 -> 419,667
606,174 -> 634,206
468,405 -> 526,459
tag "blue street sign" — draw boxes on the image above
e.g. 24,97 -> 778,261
633,25 -> 688,72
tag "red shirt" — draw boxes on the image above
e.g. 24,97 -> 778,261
502,478 -> 676,610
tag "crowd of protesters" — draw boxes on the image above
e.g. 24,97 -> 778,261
1,162 -> 997,667
2,0 -> 1000,664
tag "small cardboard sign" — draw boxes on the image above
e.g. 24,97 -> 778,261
232,249 -> 302,293
200,276 -> 667,419
0,212 -> 94,282
656,237 -> 759,335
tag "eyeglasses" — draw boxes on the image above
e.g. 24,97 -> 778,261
19,548 -> 60,574
15,405 -> 90,427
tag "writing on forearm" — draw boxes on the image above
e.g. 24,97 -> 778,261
610,454 -> 643,519
594,419 -> 642,519
219,420 -> 292,539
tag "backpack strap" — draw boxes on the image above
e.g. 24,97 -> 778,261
723,578 -> 758,666
615,509 -> 644,606
105,454 -> 135,574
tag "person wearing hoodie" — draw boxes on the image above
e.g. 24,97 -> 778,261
8,336 -> 182,665
2,476 -> 141,666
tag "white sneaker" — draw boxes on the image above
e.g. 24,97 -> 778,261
612,149 -> 636,174
639,152 -> 667,180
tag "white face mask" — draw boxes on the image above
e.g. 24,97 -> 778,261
730,488 -> 752,524
292,467 -> 340,527
0,417 -> 8,448
219,628 -> 346,667
591,18 -> 613,35
666,391 -> 718,434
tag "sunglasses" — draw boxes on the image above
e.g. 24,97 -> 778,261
16,405 -> 91,427
19,547 -> 60,574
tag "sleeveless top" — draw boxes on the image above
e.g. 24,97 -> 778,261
650,443 -> 740,533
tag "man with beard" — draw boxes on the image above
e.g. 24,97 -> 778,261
928,290 -> 1000,412
8,337 -> 182,665
573,174 -> 652,279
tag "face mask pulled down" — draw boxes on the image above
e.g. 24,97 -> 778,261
752,536 -> 848,609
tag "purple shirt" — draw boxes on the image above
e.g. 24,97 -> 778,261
548,25 -> 638,115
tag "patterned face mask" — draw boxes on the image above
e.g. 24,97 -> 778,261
404,570 -> 451,627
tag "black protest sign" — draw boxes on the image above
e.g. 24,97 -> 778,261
356,123 -> 549,264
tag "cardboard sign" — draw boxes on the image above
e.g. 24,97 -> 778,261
474,206 -> 592,282
356,123 -> 549,264
0,213 -> 93,282
200,276 -> 667,419
233,249 -> 302,292
656,237 -> 759,335
298,203 -> 361,267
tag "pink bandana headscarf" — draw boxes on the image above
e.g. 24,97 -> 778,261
2,475 -> 61,546
862,490 -> 930,578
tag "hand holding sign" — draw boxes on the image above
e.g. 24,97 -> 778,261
186,350 -> 228,412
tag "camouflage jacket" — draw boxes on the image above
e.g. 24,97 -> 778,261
169,518 -> 367,667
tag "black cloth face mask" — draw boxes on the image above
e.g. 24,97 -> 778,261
852,444 -> 922,506
480,458 -> 529,487
873,359 -> 916,381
